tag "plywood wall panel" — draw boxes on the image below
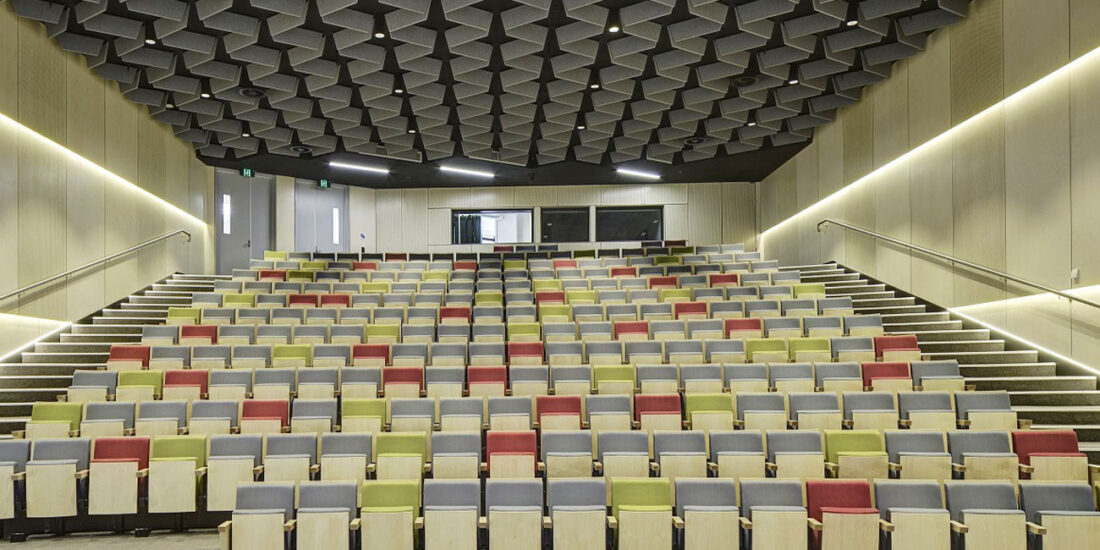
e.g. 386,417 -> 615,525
951,109 -> 1007,306
1070,0 -> 1100,57
909,138 -> 955,307
949,0 -> 1003,123
841,93 -> 875,185
1002,0 -> 1068,95
1070,55 -> 1100,286
65,52 -> 106,320
872,61 -> 909,167
908,28 -> 952,147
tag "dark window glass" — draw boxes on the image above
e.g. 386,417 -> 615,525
451,210 -> 533,244
595,207 -> 663,242
541,208 -> 590,243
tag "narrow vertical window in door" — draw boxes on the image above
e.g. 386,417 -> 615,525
222,194 -> 231,235
333,207 -> 340,245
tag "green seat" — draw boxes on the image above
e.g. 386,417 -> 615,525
507,322 -> 541,340
824,430 -> 887,464
342,398 -> 389,424
788,337 -> 830,359
792,283 -> 827,298
503,260 -> 527,271
422,271 -> 449,282
670,246 -> 694,255
658,289 -> 692,302
264,251 -> 288,261
223,294 -> 256,307
287,270 -> 314,282
118,370 -> 164,395
273,344 -> 312,366
611,477 -> 671,518
475,291 -> 503,306
362,282 -> 392,294
684,393 -> 734,420
745,338 -> 788,361
29,402 -> 83,431
566,290 -> 597,304
366,324 -> 401,341
653,256 -> 682,266
300,261 -> 328,271
166,307 -> 201,324
594,365 -> 634,386
573,250 -> 596,259
376,432 -> 427,465
151,435 -> 208,467
539,304 -> 572,321
533,280 -> 563,292
361,480 -> 420,515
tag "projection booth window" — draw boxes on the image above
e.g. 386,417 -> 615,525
452,209 -> 534,244
541,208 -> 590,243
595,206 -> 663,242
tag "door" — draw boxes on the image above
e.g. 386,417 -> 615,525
216,169 -> 273,274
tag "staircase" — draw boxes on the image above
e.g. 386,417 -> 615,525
788,262 -> 1100,460
0,273 -> 224,436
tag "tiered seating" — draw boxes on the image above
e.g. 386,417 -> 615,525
7,244 -> 1086,550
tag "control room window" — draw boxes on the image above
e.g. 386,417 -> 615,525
452,209 -> 534,244
595,206 -> 663,242
541,208 -> 590,243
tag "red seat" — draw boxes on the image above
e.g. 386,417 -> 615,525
180,325 -> 217,344
467,366 -> 508,393
724,318 -> 763,338
353,344 -> 390,365
663,240 -> 686,247
805,479 -> 877,550
320,294 -> 351,307
352,261 -> 378,271
453,261 -> 478,271
874,335 -> 920,359
648,276 -> 678,289
861,362 -> 911,388
1012,430 -> 1085,465
242,400 -> 290,427
439,307 -> 472,323
535,291 -> 566,305
486,430 -> 538,474
383,367 -> 424,390
508,342 -> 545,364
288,294 -> 321,307
552,260 -> 578,270
163,370 -> 209,395
384,253 -> 407,262
707,273 -> 739,287
493,245 -> 514,253
93,436 -> 151,470
536,395 -> 583,428
673,302 -> 708,319
109,345 -> 150,367
613,321 -> 649,340
634,394 -> 682,423
258,269 -> 287,281
610,267 -> 637,278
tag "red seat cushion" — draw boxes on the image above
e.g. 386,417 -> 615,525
242,400 -> 290,426
708,274 -> 739,286
535,291 -> 566,305
352,344 -> 390,362
453,261 -> 478,271
724,318 -> 762,337
467,366 -> 507,384
1012,430 -> 1082,465
635,394 -> 682,422
610,267 -> 637,278
383,367 -> 424,389
288,294 -> 320,307
861,362 -> 910,387
648,276 -> 678,289
673,302 -> 707,318
806,479 -> 874,521
258,270 -> 287,280
352,262 -> 378,271
110,345 -> 150,365
384,253 -> 407,261
613,321 -> 649,339
508,342 -> 545,362
180,325 -> 217,343
664,240 -> 686,247
486,431 -> 537,473
320,294 -> 351,307
493,246 -> 514,253
536,395 -> 582,423
92,436 -> 151,470
439,307 -> 471,322
553,260 -> 578,270
163,370 -> 209,394
874,335 -> 919,356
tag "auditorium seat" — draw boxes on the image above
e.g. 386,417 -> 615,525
611,478 -> 673,550
767,431 -> 825,480
947,431 -> 1019,480
224,482 -> 296,550
148,435 -> 206,513
788,392 -> 842,430
88,436 -> 149,515
824,430 -> 889,480
815,362 -> 862,393
944,481 -> 1025,550
547,479 -> 606,550
861,362 -> 912,392
805,479 -> 879,550
541,430 -> 595,478
708,430 -> 765,479
898,392 -> 956,431
22,402 -> 81,440
1012,430 -> 1096,482
738,479 -> 808,550
1018,482 -> 1100,550
486,430 -> 538,478
873,480 -> 951,550
874,335 -> 921,362
884,430 -> 952,482
956,391 -> 1024,431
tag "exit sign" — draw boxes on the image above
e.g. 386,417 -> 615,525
239,167 -> 254,177
319,179 -> 331,189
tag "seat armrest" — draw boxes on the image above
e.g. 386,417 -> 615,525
593,461 -> 603,472
1018,419 -> 1033,429
11,472 -> 24,480
283,519 -> 296,532
76,470 -> 89,480
137,468 -> 149,478
898,419 -> 912,428
879,519 -> 894,532
350,518 -> 361,531
478,517 -> 488,529
1087,464 -> 1100,474
537,461 -> 546,472
739,517 -> 752,530
807,518 -> 822,531
707,462 -> 719,472
1019,464 -> 1034,474
842,420 -> 853,428
957,419 -> 970,428
253,465 -> 265,476
650,462 -> 660,472
824,462 -> 838,474
672,516 -> 684,529
888,462 -> 902,472
952,463 -> 965,473
196,467 -> 208,478
765,462 -> 777,472
11,431 -> 23,439
950,521 -> 968,534
1026,522 -> 1047,535
543,517 -> 552,529
415,517 -> 425,529
607,516 -> 618,529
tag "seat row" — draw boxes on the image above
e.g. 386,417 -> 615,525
261,242 -> 743,262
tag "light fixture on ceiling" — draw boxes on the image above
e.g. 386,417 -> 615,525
394,88 -> 404,94
165,103 -> 174,109
590,83 -> 601,89
407,129 -> 416,134
788,79 -> 799,85
608,25 -> 620,33
242,133 -> 250,137
577,125 -> 586,130
144,38 -> 156,45
616,167 -> 661,180
200,93 -> 210,98
441,165 -> 494,178
607,8 -> 622,33
747,121 -> 757,127
846,19 -> 858,26
330,160 -> 390,174
374,32 -> 385,38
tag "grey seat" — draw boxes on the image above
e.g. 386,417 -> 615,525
235,482 -> 296,521
234,345 -> 272,367
884,431 -> 950,464
844,314 -> 883,335
551,366 -> 591,393
390,398 -> 436,426
150,346 -> 191,368
709,430 -> 765,462
485,479 -> 543,512
739,479 -> 804,520
817,297 -> 854,315
814,362 -> 861,390
541,431 -> 594,466
653,431 -> 706,465
320,433 -> 372,464
0,440 -> 32,476
266,434 -> 319,465
193,346 -> 232,368
675,478 -> 737,519
254,368 -> 297,394
83,402 -> 136,430
763,317 -> 801,337
547,478 -> 606,512
423,478 -> 482,513
911,360 -> 964,389
736,393 -> 785,422
191,400 -> 240,429
585,394 -> 630,424
898,392 -> 954,422
944,481 -> 1022,522
803,316 -> 843,337
313,345 -> 351,366
70,371 -> 118,396
209,369 -> 253,395
766,431 -> 823,464
723,364 -> 767,389
211,434 -> 263,466
431,432 -> 481,463
298,368 -> 340,396
298,481 -> 358,521
680,365 -> 723,391
1019,482 -> 1100,525
955,391 -> 1013,423
842,392 -> 896,422
829,337 -> 874,360
291,399 -> 338,430
637,365 -> 678,392
768,363 -> 813,390
787,393 -> 840,422
946,431 -> 1015,465
488,396 -> 532,428
873,480 -> 947,520
30,438 -> 90,472
438,398 -> 485,428
138,401 -> 188,430
597,431 -> 649,463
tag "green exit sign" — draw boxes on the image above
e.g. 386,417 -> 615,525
319,179 -> 331,189
239,167 -> 254,177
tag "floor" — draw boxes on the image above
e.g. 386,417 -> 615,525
6,531 -> 219,548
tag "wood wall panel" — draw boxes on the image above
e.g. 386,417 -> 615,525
949,0 -> 1003,124
65,54 -> 106,319
1002,0 -> 1069,95
1070,53 -> 1100,286
1070,0 -> 1100,57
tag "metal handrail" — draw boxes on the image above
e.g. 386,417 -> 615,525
0,229 -> 192,305
817,218 -> 1100,310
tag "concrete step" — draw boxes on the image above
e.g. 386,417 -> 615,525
825,284 -> 888,296
91,317 -> 163,325
966,376 -> 1096,391
882,312 -> 951,324
0,388 -> 64,403
1010,391 -> 1100,407
925,350 -> 1039,364
900,329 -> 989,341
101,309 -> 166,319
151,283 -> 212,292
0,375 -> 73,389
1014,406 -> 1100,425
71,324 -> 145,335
832,291 -> 896,301
855,305 -> 927,315
118,303 -> 173,312
1036,425 -> 1100,443
20,351 -> 107,364
885,320 -> 965,333
961,363 -> 1057,377
0,364 -> 100,376
59,333 -> 141,344
143,291 -> 196,298
801,273 -> 862,283
852,297 -> 915,309
918,340 -> 1005,353
784,264 -> 840,274
33,342 -> 112,353
127,295 -> 192,305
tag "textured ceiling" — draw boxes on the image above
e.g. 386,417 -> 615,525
11,0 -> 970,186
